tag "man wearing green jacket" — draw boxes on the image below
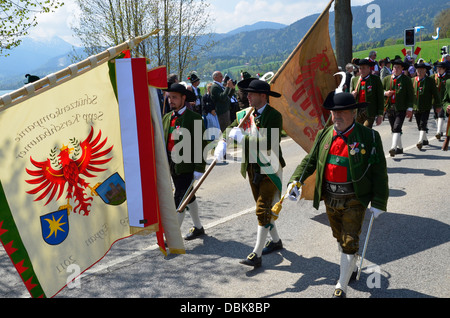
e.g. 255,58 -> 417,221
382,58 -> 414,156
214,79 -> 285,268
412,62 -> 442,149
433,61 -> 450,139
288,91 -> 388,298
351,58 -> 385,128
163,83 -> 207,240
442,79 -> 450,148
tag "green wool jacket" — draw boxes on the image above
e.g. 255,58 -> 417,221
443,80 -> 450,109
226,105 -> 286,186
435,72 -> 450,101
382,74 -> 414,111
163,108 -> 207,175
289,123 -> 389,211
351,74 -> 384,117
412,76 -> 442,112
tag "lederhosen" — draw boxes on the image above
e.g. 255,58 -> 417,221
322,124 -> 365,255
167,109 -> 196,208
386,74 -> 407,133
246,110 -> 279,227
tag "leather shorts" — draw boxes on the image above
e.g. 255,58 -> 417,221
323,185 -> 365,254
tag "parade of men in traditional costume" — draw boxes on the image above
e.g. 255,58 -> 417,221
0,0 -> 449,301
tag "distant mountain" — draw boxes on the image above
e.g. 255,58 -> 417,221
193,0 -> 449,79
0,36 -> 78,89
1,37 -> 74,74
1,0 -> 449,89
205,0 -> 449,59
225,21 -> 287,36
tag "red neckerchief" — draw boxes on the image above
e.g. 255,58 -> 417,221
167,109 -> 185,152
390,74 -> 402,104
358,74 -> 370,103
324,123 -> 355,183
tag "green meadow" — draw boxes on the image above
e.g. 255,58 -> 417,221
352,38 -> 450,63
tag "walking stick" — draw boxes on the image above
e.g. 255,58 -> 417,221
177,108 -> 254,213
356,213 -> 375,280
176,179 -> 195,211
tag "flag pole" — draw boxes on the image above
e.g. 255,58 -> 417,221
0,30 -> 160,110
177,108 -> 254,213
270,0 -> 334,85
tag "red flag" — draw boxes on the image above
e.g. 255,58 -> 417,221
148,65 -> 168,89
414,47 -> 421,56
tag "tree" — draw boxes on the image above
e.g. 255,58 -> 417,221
0,0 -> 63,56
174,0 -> 215,80
72,0 -> 214,79
334,0 -> 352,67
72,0 -> 156,58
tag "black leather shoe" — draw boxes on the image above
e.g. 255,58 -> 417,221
388,148 -> 396,157
423,139 -> 429,146
184,227 -> 205,240
332,288 -> 346,298
395,148 -> 403,154
239,252 -> 262,268
262,239 -> 283,255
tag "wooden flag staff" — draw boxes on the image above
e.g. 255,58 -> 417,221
0,30 -> 159,111
177,108 -> 254,213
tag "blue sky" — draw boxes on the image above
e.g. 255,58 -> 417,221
28,0 -> 373,45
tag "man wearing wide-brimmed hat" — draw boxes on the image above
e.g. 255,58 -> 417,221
379,57 -> 392,80
412,62 -> 442,149
433,61 -> 450,139
162,83 -> 208,240
214,78 -> 286,268
188,73 -> 202,115
350,58 -> 384,128
288,91 -> 388,298
382,58 -> 413,156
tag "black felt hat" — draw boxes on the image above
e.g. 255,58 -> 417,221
354,58 -> 376,67
434,61 -> 450,70
237,78 -> 281,98
165,83 -> 196,102
188,73 -> 200,84
391,58 -> 410,69
414,62 -> 432,70
323,91 -> 368,111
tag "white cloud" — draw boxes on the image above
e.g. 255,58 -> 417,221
27,0 -> 81,45
210,0 -> 332,33
209,0 -> 374,33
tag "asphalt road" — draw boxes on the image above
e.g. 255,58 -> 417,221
1,113 -> 449,303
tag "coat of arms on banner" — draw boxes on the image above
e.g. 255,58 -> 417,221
40,209 -> 69,245
94,172 -> 126,205
25,126 -> 117,216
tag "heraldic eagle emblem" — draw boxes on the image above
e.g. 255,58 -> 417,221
25,126 -> 113,216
